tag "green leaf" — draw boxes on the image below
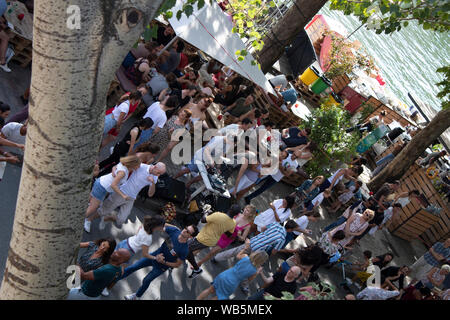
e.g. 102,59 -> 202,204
238,56 -> 245,61
269,1 -> 276,8
164,10 -> 173,19
197,0 -> 205,10
235,50 -> 241,55
184,4 -> 194,17
176,10 -> 183,20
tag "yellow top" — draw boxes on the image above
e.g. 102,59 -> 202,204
196,212 -> 236,247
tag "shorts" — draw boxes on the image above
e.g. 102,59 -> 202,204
91,179 -> 108,201
116,239 -> 135,256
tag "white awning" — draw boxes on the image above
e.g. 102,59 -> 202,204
167,0 -> 275,95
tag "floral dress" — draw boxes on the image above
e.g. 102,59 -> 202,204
78,242 -> 104,272
149,116 -> 185,152
331,213 -> 368,247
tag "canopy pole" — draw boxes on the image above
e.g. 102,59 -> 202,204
157,35 -> 179,57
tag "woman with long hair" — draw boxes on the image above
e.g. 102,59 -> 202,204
84,155 -> 141,233
254,196 -> 296,233
151,108 -> 192,163
97,118 -> 154,177
290,175 -> 325,210
78,238 -> 117,272
103,91 -> 143,136
197,242 -> 268,300
135,142 -> 161,164
197,205 -> 257,268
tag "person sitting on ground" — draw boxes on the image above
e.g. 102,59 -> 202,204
319,166 -> 363,194
323,197 -> 374,232
248,266 -> 301,300
279,88 -> 299,109
372,252 -> 394,269
182,96 -> 212,130
350,155 -> 368,167
124,53 -> 156,85
400,285 -> 433,300
67,248 -> 131,300
367,203 -> 402,236
278,245 -> 324,284
300,189 -> 332,214
228,151 -> 264,200
197,242 -> 268,300
286,141 -> 317,169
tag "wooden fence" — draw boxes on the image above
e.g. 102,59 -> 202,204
383,162 -> 450,247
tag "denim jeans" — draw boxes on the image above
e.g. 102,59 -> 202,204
323,216 -> 347,232
121,253 -> 167,298
246,176 -> 277,201
248,289 -> 266,300
133,127 -> 154,149
376,153 -> 395,167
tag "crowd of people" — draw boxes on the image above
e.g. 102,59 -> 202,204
1,14 -> 449,301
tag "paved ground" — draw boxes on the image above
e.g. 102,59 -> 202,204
0,60 -> 429,300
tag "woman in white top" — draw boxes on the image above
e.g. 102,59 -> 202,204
105,215 -> 166,294
84,155 -> 141,233
229,153 -> 262,199
330,209 -> 375,250
393,189 -> 420,208
103,91 -> 142,135
254,196 -> 295,232
286,141 -> 317,168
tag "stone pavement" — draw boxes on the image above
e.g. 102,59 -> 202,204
0,61 -> 428,300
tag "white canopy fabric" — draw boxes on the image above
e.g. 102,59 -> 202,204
167,0 -> 275,94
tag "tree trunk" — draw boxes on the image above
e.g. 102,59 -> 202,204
367,108 -> 450,191
258,0 -> 328,74
0,0 -> 164,300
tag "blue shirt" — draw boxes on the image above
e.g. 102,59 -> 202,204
0,0 -> 7,17
424,242 -> 450,267
281,88 -> 298,104
156,226 -> 189,267
250,222 -> 286,254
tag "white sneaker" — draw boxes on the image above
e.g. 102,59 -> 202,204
84,219 -> 91,233
99,217 -> 106,230
124,293 -> 138,300
0,64 -> 11,73
101,288 -> 110,296
345,277 -> 353,285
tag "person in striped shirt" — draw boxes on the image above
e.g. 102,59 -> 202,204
214,220 -> 299,262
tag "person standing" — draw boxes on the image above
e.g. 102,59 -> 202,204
103,91 -> 142,135
77,238 -> 117,273
95,163 -> 166,228
67,249 -> 131,300
253,196 -> 295,232
186,211 -> 237,279
248,266 -> 301,300
0,121 -> 27,155
121,224 -> 198,300
197,241 -> 268,300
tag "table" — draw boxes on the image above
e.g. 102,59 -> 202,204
205,102 -> 225,129
5,1 -> 33,67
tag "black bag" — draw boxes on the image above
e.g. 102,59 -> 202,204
154,173 -> 186,205
214,195 -> 232,213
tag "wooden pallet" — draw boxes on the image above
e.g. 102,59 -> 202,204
7,31 -> 33,68
364,96 -> 415,128
282,171 -> 307,187
387,163 -> 449,244
331,74 -> 351,94
293,80 -> 321,107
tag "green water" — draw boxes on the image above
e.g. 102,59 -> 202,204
319,5 -> 450,111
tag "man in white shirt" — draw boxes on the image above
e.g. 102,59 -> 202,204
244,149 -> 301,204
134,95 -> 179,149
0,121 -> 26,155
96,162 -> 166,228
173,135 -> 235,189
269,74 -> 294,91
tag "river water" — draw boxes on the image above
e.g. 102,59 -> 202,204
319,4 -> 449,111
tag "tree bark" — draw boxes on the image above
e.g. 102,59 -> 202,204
367,108 -> 450,191
258,0 -> 328,74
0,0 -> 164,300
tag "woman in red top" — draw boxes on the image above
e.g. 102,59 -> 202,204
101,85 -> 148,149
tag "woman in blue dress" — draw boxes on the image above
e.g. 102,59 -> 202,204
196,239 -> 268,300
